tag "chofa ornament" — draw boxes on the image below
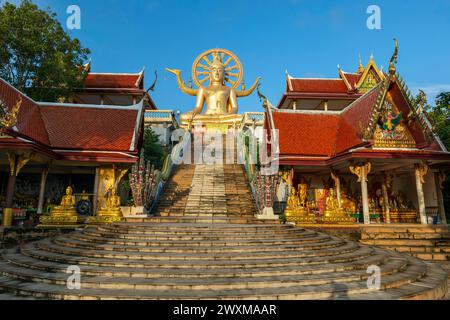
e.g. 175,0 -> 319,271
0,96 -> 22,129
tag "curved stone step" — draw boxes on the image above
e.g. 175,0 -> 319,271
1,250 -> 395,279
34,238 -> 361,262
19,241 -> 376,269
0,256 -> 417,291
0,261 -> 446,300
65,234 -> 348,253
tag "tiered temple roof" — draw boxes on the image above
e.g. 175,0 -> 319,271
266,55 -> 450,166
0,78 -> 144,163
72,63 -> 157,110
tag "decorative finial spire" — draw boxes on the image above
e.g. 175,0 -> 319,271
389,38 -> 399,77
357,53 -> 364,73
370,53 -> 374,61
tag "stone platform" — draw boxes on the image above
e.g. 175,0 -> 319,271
0,218 -> 448,300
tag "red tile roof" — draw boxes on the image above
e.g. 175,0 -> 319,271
39,105 -> 139,151
289,78 -> 349,94
340,72 -> 361,90
272,111 -> 341,157
0,80 -> 50,145
0,78 -> 143,161
84,73 -> 142,89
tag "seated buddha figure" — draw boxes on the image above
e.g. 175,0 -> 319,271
324,188 -> 346,218
97,187 -> 122,218
340,188 -> 357,214
285,187 -> 305,216
51,186 -> 77,217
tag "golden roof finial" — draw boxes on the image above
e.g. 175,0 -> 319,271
357,53 -> 364,73
0,96 -> 22,129
389,38 -> 399,76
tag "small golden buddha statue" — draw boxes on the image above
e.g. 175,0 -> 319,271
284,187 -> 315,223
340,189 -> 357,214
39,186 -> 79,226
323,188 -> 355,224
97,187 -> 122,217
298,183 -> 307,208
50,186 -> 77,217
89,187 -> 123,224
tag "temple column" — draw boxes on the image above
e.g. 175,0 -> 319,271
2,153 -> 33,227
331,172 -> 342,208
415,163 -> 429,225
350,162 -> 371,225
93,167 -> 100,215
37,166 -> 49,215
434,171 -> 447,225
381,176 -> 391,224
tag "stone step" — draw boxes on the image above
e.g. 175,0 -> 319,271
0,261 -> 445,300
19,242 -> 376,270
49,237 -> 359,259
0,257 -> 417,291
35,238 -> 361,262
2,250 -> 393,279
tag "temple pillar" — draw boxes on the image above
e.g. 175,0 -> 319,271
350,162 -> 371,225
331,172 -> 342,208
93,167 -> 100,215
2,152 -> 33,227
415,163 -> 429,224
434,171 -> 447,225
381,177 -> 391,224
37,166 -> 49,215
361,171 -> 370,225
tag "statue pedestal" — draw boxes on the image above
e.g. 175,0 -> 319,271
257,207 -> 279,220
181,114 -> 243,133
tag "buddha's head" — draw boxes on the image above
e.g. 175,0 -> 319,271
66,186 -> 73,195
210,53 -> 225,85
111,187 -> 117,195
329,188 -> 335,196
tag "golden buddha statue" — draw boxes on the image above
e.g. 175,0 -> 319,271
51,186 -> 77,216
167,49 -> 260,128
323,188 -> 355,224
89,187 -> 123,224
39,186 -> 79,227
298,183 -> 307,208
340,189 -> 357,214
285,187 -> 315,223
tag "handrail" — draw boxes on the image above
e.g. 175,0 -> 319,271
147,130 -> 191,213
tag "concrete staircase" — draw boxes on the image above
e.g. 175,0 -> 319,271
0,136 -> 448,299
0,220 -> 448,300
360,225 -> 450,278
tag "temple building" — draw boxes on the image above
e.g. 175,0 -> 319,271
72,62 -> 157,110
265,48 -> 450,225
0,73 -> 146,226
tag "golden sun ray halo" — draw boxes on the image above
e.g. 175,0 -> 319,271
192,48 -> 243,89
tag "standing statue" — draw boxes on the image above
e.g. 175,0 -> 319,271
167,49 -> 260,123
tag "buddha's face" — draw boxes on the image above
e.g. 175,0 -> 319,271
66,187 -> 73,195
210,64 -> 225,84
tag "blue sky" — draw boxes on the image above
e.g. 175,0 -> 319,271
2,0 -> 450,112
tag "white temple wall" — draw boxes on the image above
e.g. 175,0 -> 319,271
423,172 -> 438,207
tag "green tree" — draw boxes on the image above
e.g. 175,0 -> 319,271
0,0 -> 90,102
143,127 -> 168,170
423,91 -> 450,219
425,92 -> 450,149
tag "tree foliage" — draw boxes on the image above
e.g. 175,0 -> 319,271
423,91 -> 450,218
0,0 -> 90,102
425,92 -> 450,149
143,127 -> 168,170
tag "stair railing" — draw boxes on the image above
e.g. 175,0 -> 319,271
147,129 -> 192,213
